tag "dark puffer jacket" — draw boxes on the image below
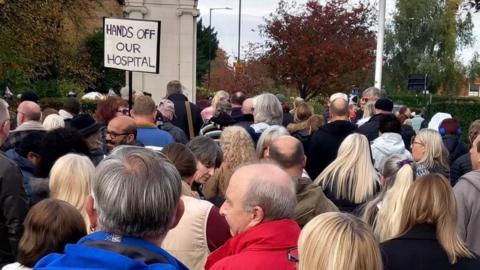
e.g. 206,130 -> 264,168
451,153 -> 472,186
443,135 -> 469,167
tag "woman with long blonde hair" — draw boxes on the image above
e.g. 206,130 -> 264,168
381,174 -> 480,269
411,128 -> 449,178
361,154 -> 415,241
49,153 -> 94,231
203,126 -> 257,204
314,133 -> 380,212
201,90 -> 230,122
298,212 -> 382,270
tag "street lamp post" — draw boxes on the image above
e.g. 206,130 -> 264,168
237,0 -> 242,63
374,0 -> 386,89
208,7 -> 231,90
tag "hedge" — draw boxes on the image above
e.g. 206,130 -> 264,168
391,95 -> 480,143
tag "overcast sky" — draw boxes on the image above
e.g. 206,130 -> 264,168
197,0 -> 479,64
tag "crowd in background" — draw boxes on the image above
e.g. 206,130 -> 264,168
0,80 -> 480,269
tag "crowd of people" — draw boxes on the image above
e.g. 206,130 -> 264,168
0,80 -> 479,269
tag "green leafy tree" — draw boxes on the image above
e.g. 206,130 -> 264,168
196,19 -> 219,87
384,0 -> 474,95
85,30 -> 125,93
0,1 -> 118,97
468,53 -> 480,80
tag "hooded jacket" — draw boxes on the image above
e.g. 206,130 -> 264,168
305,120 -> 357,180
443,135 -> 469,167
454,170 -> 480,256
205,219 -> 300,270
34,231 -> 188,270
371,133 -> 412,171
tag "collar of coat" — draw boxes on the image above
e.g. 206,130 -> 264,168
397,224 -> 437,240
205,219 -> 300,269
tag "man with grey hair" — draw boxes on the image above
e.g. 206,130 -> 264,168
0,99 -> 28,267
35,146 -> 188,269
205,163 -> 300,270
166,80 -> 202,140
268,135 -> 337,227
3,100 -> 45,151
157,99 -> 188,144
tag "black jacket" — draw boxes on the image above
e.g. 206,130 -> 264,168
443,135 -> 469,167
401,124 -> 416,152
0,151 -> 28,266
451,153 -> 472,186
381,224 -> 480,270
357,113 -> 383,141
305,120 -> 357,180
167,93 -> 203,140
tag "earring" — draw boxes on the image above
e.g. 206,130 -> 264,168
90,224 -> 96,233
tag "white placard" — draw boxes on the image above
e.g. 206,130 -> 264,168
103,18 -> 161,73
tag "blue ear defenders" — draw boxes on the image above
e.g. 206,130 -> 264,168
439,126 -> 462,137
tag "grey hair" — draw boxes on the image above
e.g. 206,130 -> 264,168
256,125 -> 289,158
0,98 -> 9,124
166,80 -> 183,97
242,164 -> 296,221
253,93 -> 283,125
93,146 -> 182,238
363,87 -> 386,99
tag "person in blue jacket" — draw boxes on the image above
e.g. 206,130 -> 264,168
35,146 -> 188,270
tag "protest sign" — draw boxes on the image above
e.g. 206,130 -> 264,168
103,18 -> 161,73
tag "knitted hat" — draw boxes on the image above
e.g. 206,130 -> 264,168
375,98 -> 393,112
70,114 -> 102,138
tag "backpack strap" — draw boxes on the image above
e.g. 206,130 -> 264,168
185,101 -> 195,140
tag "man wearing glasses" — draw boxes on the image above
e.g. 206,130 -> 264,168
105,116 -> 138,153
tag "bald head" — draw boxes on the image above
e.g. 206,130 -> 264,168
17,101 -> 41,124
109,116 -> 136,133
330,98 -> 349,119
106,116 -> 137,151
241,98 -> 254,115
268,135 -> 305,176
231,163 -> 296,220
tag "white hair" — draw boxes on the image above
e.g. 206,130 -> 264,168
256,125 -> 289,158
43,114 -> 65,130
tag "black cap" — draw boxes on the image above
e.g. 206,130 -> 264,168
20,91 -> 40,103
375,98 -> 393,112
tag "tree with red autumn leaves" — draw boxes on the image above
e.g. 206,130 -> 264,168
261,0 -> 377,100
207,47 -> 276,96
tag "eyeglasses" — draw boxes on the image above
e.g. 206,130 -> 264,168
361,97 -> 369,103
287,247 -> 299,263
106,130 -> 131,139
117,108 -> 130,115
410,136 -> 424,146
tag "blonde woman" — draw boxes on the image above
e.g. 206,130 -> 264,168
298,212 -> 382,270
201,90 -> 230,122
381,174 -> 480,269
357,102 -> 375,126
203,126 -> 257,202
411,129 -> 449,178
49,153 -> 94,231
256,125 -> 289,159
314,133 -> 380,212
361,154 -> 415,242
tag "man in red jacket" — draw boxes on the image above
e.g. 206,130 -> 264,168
205,163 -> 300,270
